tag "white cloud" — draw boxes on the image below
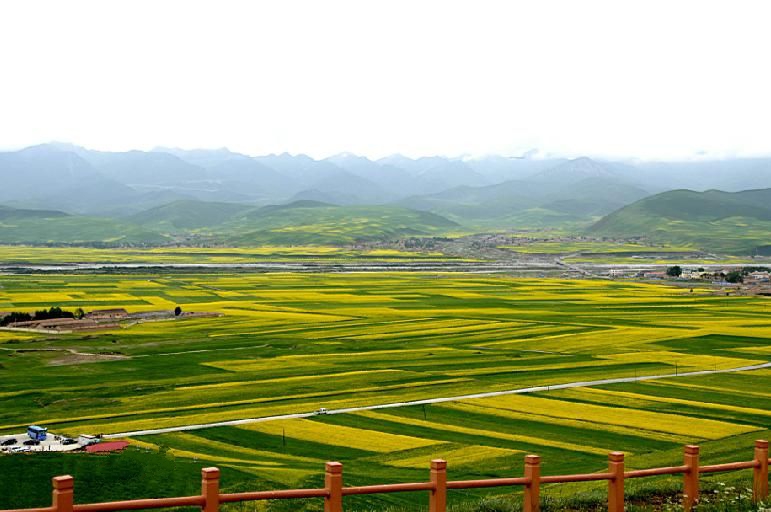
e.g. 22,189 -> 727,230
1,0 -> 769,160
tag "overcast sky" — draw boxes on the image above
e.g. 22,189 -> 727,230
1,1 -> 770,160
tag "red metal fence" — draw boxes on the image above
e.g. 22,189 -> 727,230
3,440 -> 768,512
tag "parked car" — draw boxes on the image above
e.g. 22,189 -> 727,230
23,439 -> 40,446
1,438 -> 16,446
62,438 -> 78,445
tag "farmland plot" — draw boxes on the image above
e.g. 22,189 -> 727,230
0,272 -> 769,509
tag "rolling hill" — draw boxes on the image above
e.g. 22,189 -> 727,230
0,205 -> 170,246
0,200 -> 458,247
398,158 -> 650,228
222,202 -> 458,245
130,200 -> 254,230
590,188 -> 771,254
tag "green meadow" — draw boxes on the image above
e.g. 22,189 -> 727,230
0,272 -> 769,510
498,241 -> 694,255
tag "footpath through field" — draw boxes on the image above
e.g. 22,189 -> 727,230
104,361 -> 771,439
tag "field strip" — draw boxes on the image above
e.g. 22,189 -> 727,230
104,361 -> 771,439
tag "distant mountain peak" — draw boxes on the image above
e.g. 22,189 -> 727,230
530,157 -> 619,183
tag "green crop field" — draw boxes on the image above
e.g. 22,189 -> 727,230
498,241 -> 695,255
0,272 -> 769,510
0,246 -> 457,265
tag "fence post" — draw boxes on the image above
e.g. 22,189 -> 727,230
201,467 -> 220,512
683,445 -> 700,511
608,452 -> 624,512
52,476 -> 74,512
325,462 -> 343,512
754,440 -> 769,503
523,455 -> 541,512
429,459 -> 447,512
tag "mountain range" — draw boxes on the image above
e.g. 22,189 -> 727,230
3,143 -> 771,250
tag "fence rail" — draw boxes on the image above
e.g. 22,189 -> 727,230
3,440 -> 768,512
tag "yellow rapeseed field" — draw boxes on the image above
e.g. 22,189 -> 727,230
464,394 -> 759,440
239,419 -> 440,452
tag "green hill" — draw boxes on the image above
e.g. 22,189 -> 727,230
590,188 -> 771,254
130,200 -> 255,230
129,199 -> 459,244
222,202 -> 459,245
0,205 -> 69,220
0,201 -> 458,247
0,206 -> 170,246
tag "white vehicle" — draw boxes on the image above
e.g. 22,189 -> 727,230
316,407 -> 328,415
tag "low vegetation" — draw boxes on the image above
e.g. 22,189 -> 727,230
0,201 -> 458,247
0,272 -> 769,510
590,189 -> 771,254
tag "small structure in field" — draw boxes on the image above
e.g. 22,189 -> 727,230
85,308 -> 129,320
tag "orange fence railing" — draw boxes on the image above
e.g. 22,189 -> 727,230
3,440 -> 768,512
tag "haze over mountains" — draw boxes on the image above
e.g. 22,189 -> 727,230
3,143 -> 771,250
3,143 -> 771,214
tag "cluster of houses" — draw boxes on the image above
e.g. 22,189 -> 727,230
0,308 -> 222,333
3,308 -> 129,332
609,268 -> 770,283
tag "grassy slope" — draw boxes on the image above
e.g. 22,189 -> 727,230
128,200 -> 254,230
590,189 -> 771,254
0,215 -> 170,245
0,201 -> 459,246
0,273 -> 769,510
222,203 -> 459,245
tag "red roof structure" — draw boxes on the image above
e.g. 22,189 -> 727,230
85,441 -> 129,453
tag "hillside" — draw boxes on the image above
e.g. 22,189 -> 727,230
130,200 -> 254,230
0,200 -> 457,247
399,158 -> 650,228
222,202 -> 459,245
130,199 -> 459,244
0,205 -> 170,246
590,188 -> 771,254
0,205 -> 69,220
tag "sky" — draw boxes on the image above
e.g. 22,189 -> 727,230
1,1 -> 770,160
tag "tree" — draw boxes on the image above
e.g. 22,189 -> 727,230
32,307 -> 73,321
174,306 -> 182,317
0,311 -> 32,326
725,270 -> 744,283
666,265 -> 682,277
74,308 -> 85,319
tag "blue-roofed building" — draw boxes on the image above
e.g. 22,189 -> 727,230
27,425 -> 47,441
